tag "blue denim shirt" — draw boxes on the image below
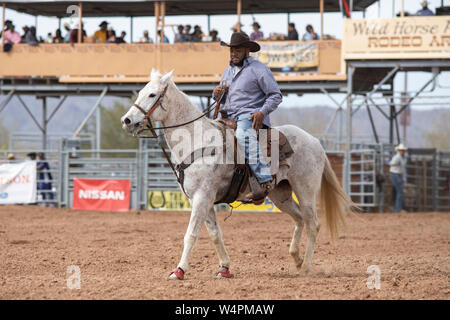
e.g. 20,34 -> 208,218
219,57 -> 282,127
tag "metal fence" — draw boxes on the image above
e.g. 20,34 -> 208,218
1,141 -> 449,212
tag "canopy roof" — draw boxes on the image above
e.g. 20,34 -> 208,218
3,0 -> 378,17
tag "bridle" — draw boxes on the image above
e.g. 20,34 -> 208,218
131,84 -> 223,138
132,84 -> 169,133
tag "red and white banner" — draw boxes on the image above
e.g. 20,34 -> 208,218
0,161 -> 37,204
73,178 -> 131,212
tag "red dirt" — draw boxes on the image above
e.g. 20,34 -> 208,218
0,205 -> 448,300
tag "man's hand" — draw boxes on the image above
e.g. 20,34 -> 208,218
249,112 -> 264,130
213,85 -> 228,101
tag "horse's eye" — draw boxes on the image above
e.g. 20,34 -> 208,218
149,93 -> 156,98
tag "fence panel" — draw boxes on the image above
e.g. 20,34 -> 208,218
348,149 -> 377,209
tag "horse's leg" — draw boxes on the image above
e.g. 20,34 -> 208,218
269,181 -> 305,269
289,181 -> 321,275
169,193 -> 211,280
204,207 -> 231,278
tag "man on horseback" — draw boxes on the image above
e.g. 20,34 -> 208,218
213,32 -> 283,202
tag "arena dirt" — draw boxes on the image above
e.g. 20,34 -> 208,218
0,205 -> 448,299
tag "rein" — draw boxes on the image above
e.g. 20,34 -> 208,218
132,85 -> 225,197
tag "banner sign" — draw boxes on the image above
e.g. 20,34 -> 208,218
343,17 -> 450,59
147,190 -> 300,212
0,161 -> 36,204
73,178 -> 130,212
252,42 -> 319,72
148,190 -> 192,210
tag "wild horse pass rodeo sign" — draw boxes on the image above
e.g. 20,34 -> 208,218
343,16 -> 450,59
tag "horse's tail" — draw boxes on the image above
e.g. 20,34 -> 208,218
319,155 -> 358,242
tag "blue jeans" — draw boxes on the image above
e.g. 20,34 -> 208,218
390,173 -> 404,212
235,113 -> 272,184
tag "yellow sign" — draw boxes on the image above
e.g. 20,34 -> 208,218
148,190 -> 191,210
252,42 -> 319,72
343,17 -> 450,59
147,190 -> 299,212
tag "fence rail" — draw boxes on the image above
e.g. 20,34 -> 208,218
1,142 -> 449,212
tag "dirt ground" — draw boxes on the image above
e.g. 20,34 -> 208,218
0,205 -> 448,300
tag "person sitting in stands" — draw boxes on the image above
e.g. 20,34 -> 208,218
192,25 -> 203,42
231,22 -> 243,33
69,22 -> 86,43
93,20 -> 108,43
250,22 -> 264,40
115,31 -> 127,43
53,29 -> 64,43
302,24 -> 320,41
20,25 -> 29,43
174,25 -> 186,43
184,24 -> 193,42
210,29 -> 220,42
158,30 -> 169,43
139,30 -> 153,43
287,22 -> 299,40
417,1 -> 434,16
106,28 -> 116,43
63,23 -> 71,42
3,23 -> 21,48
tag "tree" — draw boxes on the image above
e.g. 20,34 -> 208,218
424,112 -> 450,151
0,119 -> 9,149
100,100 -> 139,150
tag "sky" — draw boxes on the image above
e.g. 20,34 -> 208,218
1,0 -> 449,110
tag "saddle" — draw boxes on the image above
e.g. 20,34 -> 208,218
174,118 -> 293,205
214,118 -> 294,204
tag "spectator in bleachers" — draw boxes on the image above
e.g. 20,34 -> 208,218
63,23 -> 71,42
210,29 -> 220,42
417,1 -> 434,16
158,29 -> 169,43
250,22 -> 264,40
139,30 -> 153,43
37,153 -> 54,207
192,25 -> 203,42
116,31 -> 127,43
53,29 -> 64,43
69,22 -> 86,43
45,32 -> 53,43
231,22 -> 243,33
3,23 -> 21,50
302,24 -> 320,41
174,25 -> 186,43
106,28 -> 116,43
21,26 -> 29,43
184,24 -> 193,42
389,144 -> 407,213
93,21 -> 109,43
24,26 -> 39,46
287,22 -> 299,40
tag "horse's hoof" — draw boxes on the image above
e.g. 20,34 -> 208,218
298,265 -> 310,275
216,266 -> 232,279
169,267 -> 185,280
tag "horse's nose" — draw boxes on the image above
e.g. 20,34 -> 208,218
123,117 -> 131,125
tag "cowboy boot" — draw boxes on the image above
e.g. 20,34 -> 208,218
242,179 -> 274,205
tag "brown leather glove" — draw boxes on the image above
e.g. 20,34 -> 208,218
213,85 -> 228,101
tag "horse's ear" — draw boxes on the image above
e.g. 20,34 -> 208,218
150,68 -> 158,78
160,69 -> 174,85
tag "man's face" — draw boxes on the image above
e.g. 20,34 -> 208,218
230,46 -> 249,65
101,24 -> 107,31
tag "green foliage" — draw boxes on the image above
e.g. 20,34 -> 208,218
100,100 -> 139,150
0,119 -> 9,149
424,112 -> 450,151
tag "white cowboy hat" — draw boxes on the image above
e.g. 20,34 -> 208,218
395,143 -> 408,151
